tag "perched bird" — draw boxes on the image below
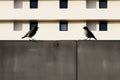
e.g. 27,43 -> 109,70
22,27 -> 38,40
83,26 -> 97,40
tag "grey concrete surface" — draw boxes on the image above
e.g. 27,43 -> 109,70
78,40 -> 120,80
0,41 -> 76,80
0,40 -> 120,80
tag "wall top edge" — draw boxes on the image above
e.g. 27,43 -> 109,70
0,40 -> 120,42
0,0 -> 120,1
1,19 -> 120,22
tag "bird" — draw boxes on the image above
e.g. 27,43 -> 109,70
22,27 -> 38,40
83,26 -> 97,40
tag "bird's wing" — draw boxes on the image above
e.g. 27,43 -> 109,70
28,27 -> 38,37
89,31 -> 97,39
22,30 -> 32,38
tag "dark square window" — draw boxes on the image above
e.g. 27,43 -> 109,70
99,21 -> 107,31
30,0 -> 38,8
60,0 -> 68,8
30,21 -> 38,30
60,21 -> 68,31
99,0 -> 107,8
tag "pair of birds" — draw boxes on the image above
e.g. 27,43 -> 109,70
22,26 -> 97,40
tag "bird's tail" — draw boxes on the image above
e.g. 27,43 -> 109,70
22,36 -> 25,39
94,37 -> 97,40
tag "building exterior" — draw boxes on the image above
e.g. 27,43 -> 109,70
0,0 -> 120,40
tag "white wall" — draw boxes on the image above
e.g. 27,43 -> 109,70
102,21 -> 120,40
0,21 -> 29,40
0,0 -> 13,9
0,21 -> 86,40
0,21 -> 120,40
0,0 -> 120,20
0,0 -> 120,40
87,21 -> 120,40
35,21 -> 85,40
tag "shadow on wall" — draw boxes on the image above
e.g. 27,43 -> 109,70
14,0 -> 23,8
87,22 -> 97,31
86,0 -> 97,8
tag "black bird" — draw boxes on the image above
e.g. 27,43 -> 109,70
83,26 -> 97,40
22,27 -> 38,40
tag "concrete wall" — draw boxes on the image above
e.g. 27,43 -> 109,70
78,40 -> 120,80
0,41 -> 76,80
0,40 -> 120,80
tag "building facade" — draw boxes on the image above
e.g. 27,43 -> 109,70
0,0 -> 120,40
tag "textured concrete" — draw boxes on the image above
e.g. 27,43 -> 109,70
0,41 -> 76,80
1,40 -> 120,80
78,40 -> 120,80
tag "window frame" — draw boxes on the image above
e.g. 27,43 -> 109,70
14,22 -> 22,31
60,0 -> 68,9
14,0 -> 23,8
99,0 -> 107,8
59,21 -> 68,31
30,21 -> 38,30
99,21 -> 108,31
30,0 -> 38,9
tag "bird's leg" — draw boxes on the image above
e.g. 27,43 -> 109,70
31,38 -> 35,40
28,37 -> 33,41
28,37 -> 33,40
30,38 -> 37,42
31,38 -> 36,41
87,38 -> 89,40
89,38 -> 91,40
84,38 -> 88,40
